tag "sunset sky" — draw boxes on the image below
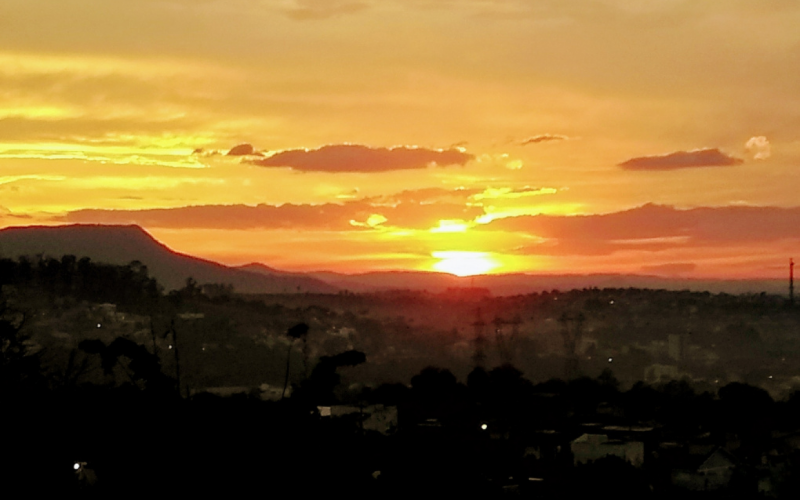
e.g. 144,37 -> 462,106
2,0 -> 800,278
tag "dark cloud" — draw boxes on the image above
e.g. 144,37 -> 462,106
365,187 -> 481,205
507,187 -> 536,194
368,201 -> 481,229
521,134 -> 569,145
484,204 -> 800,256
0,206 -> 32,220
504,186 -> 553,196
248,144 -> 474,172
226,143 -> 258,156
191,148 -> 224,157
619,148 -> 743,170
64,204 -> 359,231
62,197 -> 483,231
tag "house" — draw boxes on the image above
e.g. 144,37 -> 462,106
523,430 -> 564,462
571,433 -> 645,467
317,404 -> 398,435
671,447 -> 738,491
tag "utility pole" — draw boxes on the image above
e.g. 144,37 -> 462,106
791,258 -> 795,306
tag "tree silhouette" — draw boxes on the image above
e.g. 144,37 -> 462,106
78,337 -> 172,393
48,348 -> 90,392
0,292 -> 44,395
718,382 -> 775,456
282,323 -> 309,400
467,366 -> 490,403
297,349 -> 366,404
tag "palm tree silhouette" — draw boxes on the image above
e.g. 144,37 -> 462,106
282,323 -> 309,400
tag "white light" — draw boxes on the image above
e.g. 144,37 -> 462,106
96,323 -> 101,328
73,463 -> 81,470
608,357 -> 613,363
168,345 -> 173,349
481,424 -> 488,430
609,300 -> 614,305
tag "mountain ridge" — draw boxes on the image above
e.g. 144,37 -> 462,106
0,224 -> 338,294
0,224 -> 788,296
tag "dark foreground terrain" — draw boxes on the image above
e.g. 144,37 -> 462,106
4,256 -> 800,497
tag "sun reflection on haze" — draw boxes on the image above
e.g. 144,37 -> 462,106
431,251 -> 501,277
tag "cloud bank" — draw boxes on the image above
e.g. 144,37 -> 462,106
483,204 -> 800,256
226,143 -> 258,156
619,148 -> 743,170
62,192 -> 482,231
248,144 -> 474,172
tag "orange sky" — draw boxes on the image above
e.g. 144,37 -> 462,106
2,1 -> 800,278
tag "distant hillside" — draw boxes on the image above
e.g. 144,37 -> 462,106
309,270 -> 789,296
237,262 -> 309,277
0,224 -> 787,297
0,224 -> 338,294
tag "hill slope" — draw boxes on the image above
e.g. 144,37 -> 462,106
0,224 -> 787,296
0,224 -> 338,294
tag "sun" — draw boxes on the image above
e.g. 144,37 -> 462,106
431,251 -> 501,277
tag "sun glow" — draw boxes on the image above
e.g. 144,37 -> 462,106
431,251 -> 501,277
430,219 -> 469,233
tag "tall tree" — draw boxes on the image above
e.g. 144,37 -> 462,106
282,323 -> 309,400
0,291 -> 44,394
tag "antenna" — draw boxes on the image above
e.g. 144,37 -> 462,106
791,258 -> 795,305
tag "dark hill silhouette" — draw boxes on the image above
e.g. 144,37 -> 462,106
0,224 -> 786,296
0,224 -> 338,294
309,270 -> 787,296
238,262 -> 303,276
